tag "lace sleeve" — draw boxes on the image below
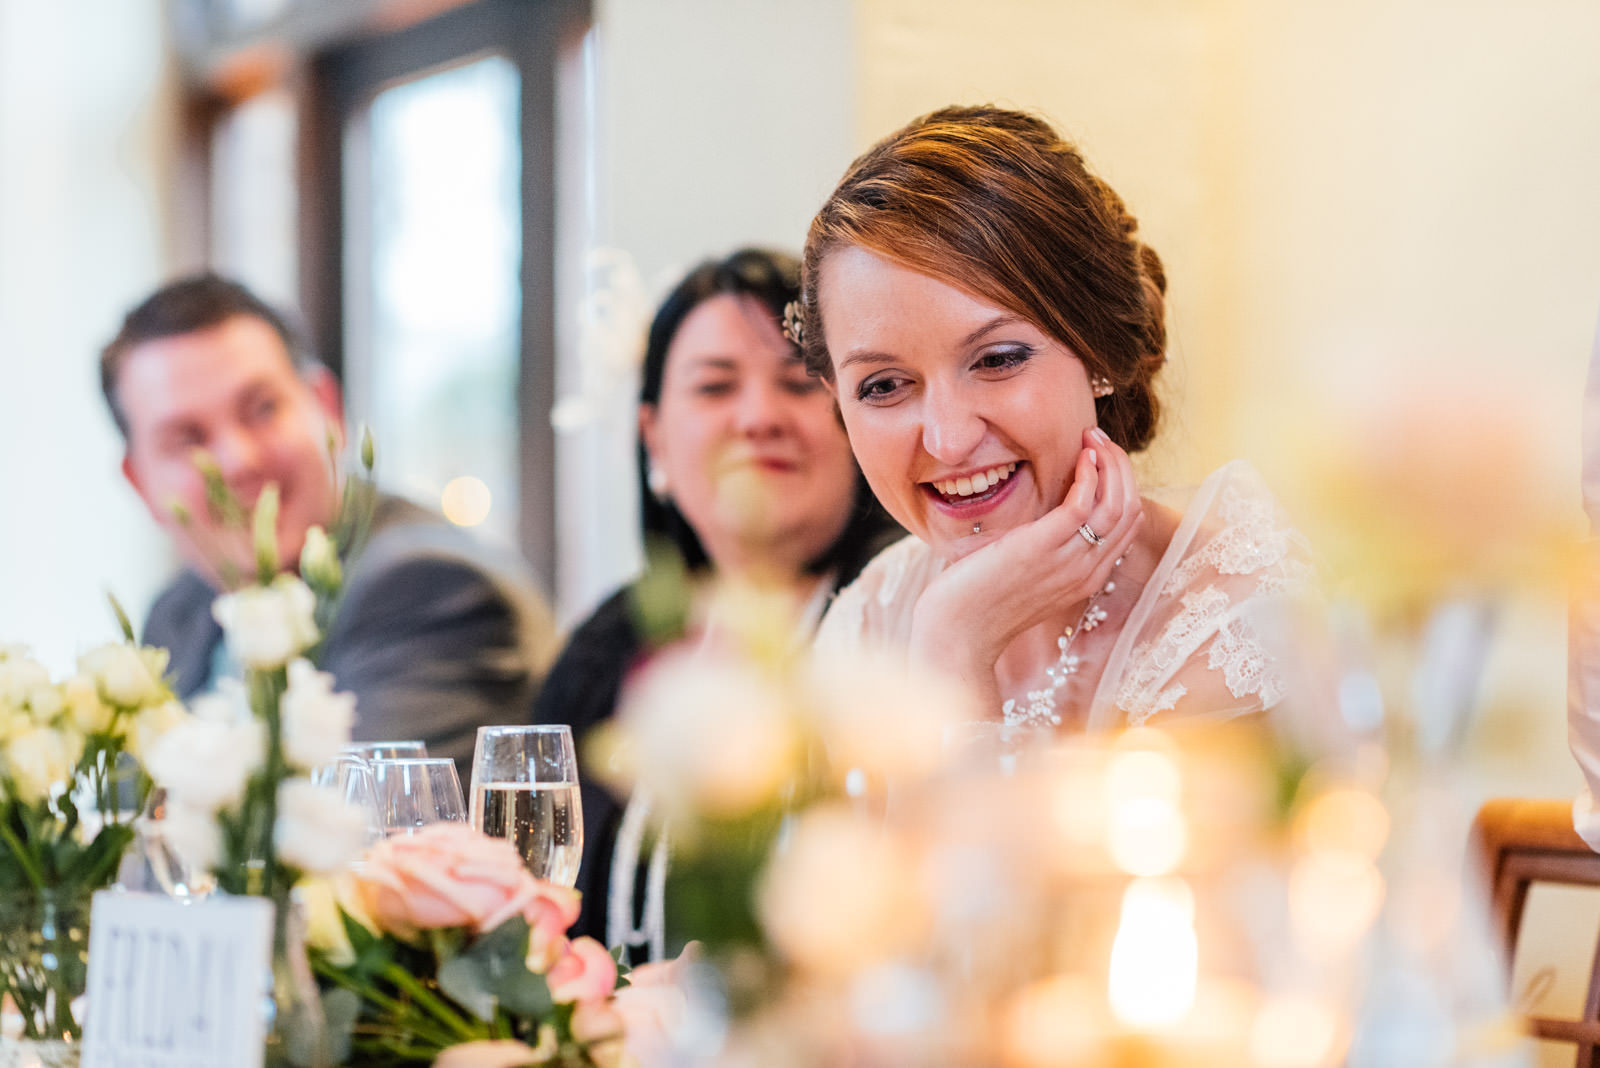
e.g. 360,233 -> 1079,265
813,536 -> 941,660
1092,462 -> 1316,729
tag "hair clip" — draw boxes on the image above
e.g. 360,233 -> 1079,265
782,300 -> 804,347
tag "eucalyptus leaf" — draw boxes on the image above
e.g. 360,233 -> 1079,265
437,955 -> 496,1021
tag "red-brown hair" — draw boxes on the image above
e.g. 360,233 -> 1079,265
799,105 -> 1168,452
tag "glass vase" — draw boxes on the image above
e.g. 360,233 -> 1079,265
264,893 -> 335,1068
0,892 -> 89,1068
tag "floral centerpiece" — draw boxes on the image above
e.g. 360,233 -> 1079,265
303,823 -> 625,1067
596,570 -> 1533,1067
135,448 -> 378,1066
0,636 -> 183,1052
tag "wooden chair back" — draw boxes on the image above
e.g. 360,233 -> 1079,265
1472,797 -> 1600,1064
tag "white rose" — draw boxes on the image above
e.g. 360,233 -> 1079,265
0,656 -> 51,706
145,710 -> 264,813
4,725 -> 83,804
0,703 -> 23,743
804,650 -> 982,785
78,643 -> 164,708
127,698 -> 188,762
25,683 -> 64,724
161,798 -> 222,875
212,575 -> 320,669
61,676 -> 114,735
616,647 -> 798,818
274,778 -> 371,874
279,659 -> 357,770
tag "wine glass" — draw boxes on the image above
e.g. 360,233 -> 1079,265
370,758 -> 467,835
469,725 -> 584,886
134,787 -> 218,901
313,752 -> 384,846
345,740 -> 429,761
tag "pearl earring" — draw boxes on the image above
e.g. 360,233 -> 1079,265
647,465 -> 669,501
1091,375 -> 1114,398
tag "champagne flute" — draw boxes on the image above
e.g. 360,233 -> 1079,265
345,740 -> 429,761
370,758 -> 467,835
470,725 -> 583,886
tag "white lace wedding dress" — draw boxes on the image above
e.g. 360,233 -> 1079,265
815,461 -> 1316,730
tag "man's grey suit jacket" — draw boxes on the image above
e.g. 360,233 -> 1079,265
141,495 -> 559,776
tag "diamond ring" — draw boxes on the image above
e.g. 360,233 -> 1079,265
1077,523 -> 1105,547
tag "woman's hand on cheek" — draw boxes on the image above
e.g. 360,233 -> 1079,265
907,427 -> 1143,708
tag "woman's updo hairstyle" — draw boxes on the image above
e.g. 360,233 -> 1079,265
799,105 -> 1168,452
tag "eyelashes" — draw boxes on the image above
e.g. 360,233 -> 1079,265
852,344 -> 1036,404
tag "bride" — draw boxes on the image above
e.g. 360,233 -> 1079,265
801,105 -> 1314,729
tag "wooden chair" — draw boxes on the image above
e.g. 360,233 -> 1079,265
1472,797 -> 1600,1064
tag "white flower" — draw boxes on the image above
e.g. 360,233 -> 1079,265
145,703 -> 264,813
128,698 -> 188,762
212,575 -> 320,669
4,725 -> 83,804
62,675 -> 113,734
615,647 -> 798,818
0,704 -> 24,744
24,683 -> 64,725
161,798 -> 222,875
77,643 -> 166,708
0,655 -> 51,706
280,659 -> 357,770
274,778 -> 371,874
804,650 -> 981,785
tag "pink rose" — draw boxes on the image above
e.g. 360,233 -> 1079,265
547,936 -> 618,1004
353,823 -> 543,940
610,948 -> 696,1064
431,1039 -> 545,1068
523,881 -> 583,971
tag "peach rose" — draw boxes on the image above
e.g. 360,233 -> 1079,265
570,1000 -> 628,1068
431,1038 -> 545,1068
523,881 -> 583,971
353,823 -> 543,941
547,936 -> 618,1004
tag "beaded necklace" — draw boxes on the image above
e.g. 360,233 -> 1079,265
1001,555 -> 1124,728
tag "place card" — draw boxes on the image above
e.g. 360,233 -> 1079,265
81,890 -> 274,1068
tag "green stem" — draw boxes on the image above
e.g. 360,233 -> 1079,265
380,963 -> 483,1041
314,969 -> 462,1050
0,818 -> 47,893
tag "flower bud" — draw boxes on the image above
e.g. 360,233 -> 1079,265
299,526 -> 343,594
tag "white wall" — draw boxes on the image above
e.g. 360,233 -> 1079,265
0,0 -> 177,672
553,0 -> 857,622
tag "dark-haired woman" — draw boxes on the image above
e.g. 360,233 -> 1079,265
533,248 -> 900,957
803,107 -> 1313,729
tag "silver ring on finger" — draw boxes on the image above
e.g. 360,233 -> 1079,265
1078,522 -> 1105,547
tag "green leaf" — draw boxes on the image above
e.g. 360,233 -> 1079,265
435,916 -> 555,1023
106,591 -> 137,643
436,955 -> 497,1022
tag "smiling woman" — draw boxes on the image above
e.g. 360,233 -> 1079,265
804,106 -> 1316,730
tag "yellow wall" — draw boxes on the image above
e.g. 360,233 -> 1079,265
854,0 -> 1600,797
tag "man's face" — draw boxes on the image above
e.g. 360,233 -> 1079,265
118,314 -> 344,586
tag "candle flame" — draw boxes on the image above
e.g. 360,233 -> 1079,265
1108,877 -> 1198,1030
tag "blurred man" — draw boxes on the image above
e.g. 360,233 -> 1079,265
101,273 -> 559,772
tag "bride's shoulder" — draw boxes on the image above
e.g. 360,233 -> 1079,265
1103,460 -> 1317,727
1146,460 -> 1316,600
815,535 -> 939,651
